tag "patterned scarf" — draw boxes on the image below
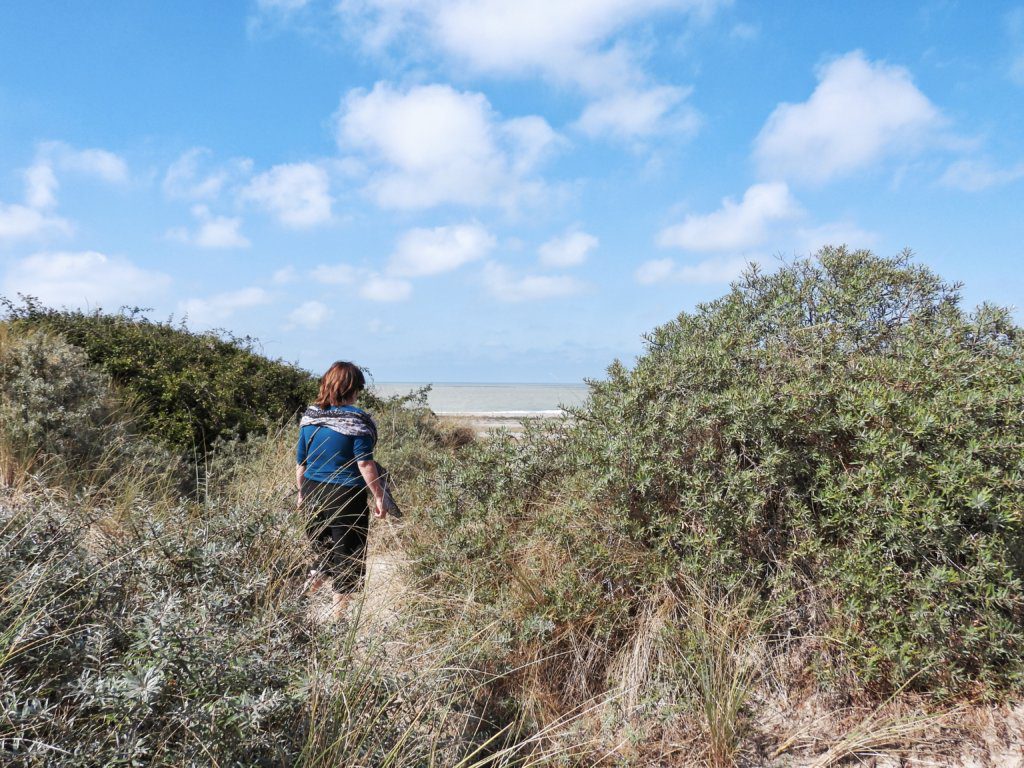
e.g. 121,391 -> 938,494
299,405 -> 378,443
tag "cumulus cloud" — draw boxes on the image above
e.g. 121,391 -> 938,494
24,163 -> 59,209
339,0 -> 721,139
574,86 -> 699,140
163,148 -> 254,200
657,182 -> 801,251
538,229 -> 598,268
0,141 -> 127,243
635,255 -> 748,285
287,300 -> 332,330
309,262 -> 412,301
0,203 -> 72,244
753,51 -> 944,183
359,274 -> 413,302
3,251 -> 170,307
337,82 -> 559,210
482,262 -> 584,301
388,223 -> 496,277
179,287 -> 270,327
167,205 -> 250,249
243,162 -> 332,227
193,217 -> 249,249
939,158 -> 1024,192
38,141 -> 129,184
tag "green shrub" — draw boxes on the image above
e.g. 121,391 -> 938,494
2,298 -> 318,454
0,325 -> 116,474
410,248 -> 1024,698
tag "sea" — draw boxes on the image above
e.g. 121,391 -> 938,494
373,382 -> 590,416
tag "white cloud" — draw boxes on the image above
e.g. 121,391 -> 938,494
163,148 -> 254,200
272,265 -> 299,284
1,141 -> 128,244
311,263 -> 357,284
635,255 -> 748,285
538,229 -> 598,268
179,287 -> 270,326
0,203 -> 72,244
482,262 -> 584,301
44,143 -> 129,184
337,82 -> 558,210
3,251 -> 170,307
167,205 -> 250,249
287,300 -> 332,329
343,0 -> 721,83
24,163 -> 58,209
939,158 -> 1024,192
574,85 -> 699,140
339,0 -> 721,139
753,51 -> 943,183
194,216 -> 250,249
503,116 -> 564,174
657,182 -> 801,251
388,223 -> 496,277
30,142 -> 129,186
359,274 -> 413,302
243,162 -> 332,227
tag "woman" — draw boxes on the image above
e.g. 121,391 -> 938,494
296,361 -> 386,619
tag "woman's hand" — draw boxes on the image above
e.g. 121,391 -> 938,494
358,459 -> 387,519
295,463 -> 305,508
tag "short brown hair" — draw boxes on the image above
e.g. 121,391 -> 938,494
315,361 -> 366,408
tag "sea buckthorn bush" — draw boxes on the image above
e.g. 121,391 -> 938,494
411,248 -> 1024,698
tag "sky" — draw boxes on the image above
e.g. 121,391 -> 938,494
1,1 -> 1022,383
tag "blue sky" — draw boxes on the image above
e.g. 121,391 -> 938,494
1,1 -> 1022,382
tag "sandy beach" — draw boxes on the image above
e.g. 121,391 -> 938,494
439,410 -> 565,435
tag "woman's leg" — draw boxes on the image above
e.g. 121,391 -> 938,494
326,486 -> 370,593
301,478 -> 339,585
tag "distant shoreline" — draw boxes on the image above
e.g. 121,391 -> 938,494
439,410 -> 566,435
374,382 -> 589,418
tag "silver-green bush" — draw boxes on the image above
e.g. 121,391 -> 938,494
411,248 -> 1024,699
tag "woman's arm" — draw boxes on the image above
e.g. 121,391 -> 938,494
357,460 -> 387,519
296,463 -> 305,507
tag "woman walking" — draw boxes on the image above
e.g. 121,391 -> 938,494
296,361 -> 386,620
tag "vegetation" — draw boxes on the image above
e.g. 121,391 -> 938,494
403,248 -> 1024,760
2,297 -> 318,454
2,247 -> 1022,766
0,320 -> 525,766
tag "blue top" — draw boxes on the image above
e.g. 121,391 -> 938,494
296,405 -> 375,486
